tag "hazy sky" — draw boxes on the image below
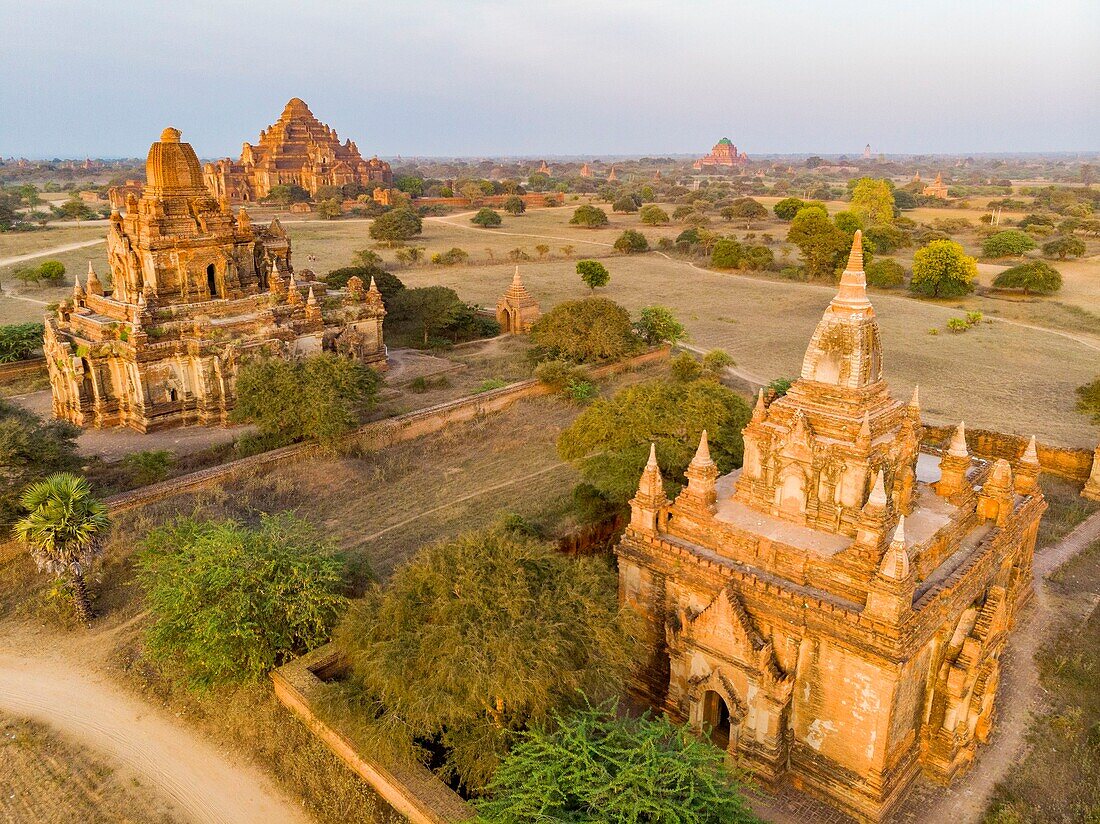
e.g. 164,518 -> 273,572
1,0 -> 1096,159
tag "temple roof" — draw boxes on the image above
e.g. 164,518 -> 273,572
145,128 -> 206,195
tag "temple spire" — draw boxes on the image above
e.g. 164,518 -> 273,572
691,429 -> 712,465
751,388 -> 767,422
909,385 -> 920,412
1021,435 -> 1039,466
831,230 -> 871,312
865,469 -> 888,511
948,422 -> 968,458
878,516 -> 910,581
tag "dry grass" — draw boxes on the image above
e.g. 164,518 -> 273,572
0,225 -> 105,260
1035,475 -> 1100,550
0,712 -> 182,824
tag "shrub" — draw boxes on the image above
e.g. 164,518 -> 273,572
0,400 -> 80,530
576,259 -> 610,291
864,224 -> 911,253
711,237 -> 743,269
767,377 -> 793,396
474,378 -> 510,393
1042,235 -> 1086,260
639,204 -> 669,225
530,297 -> 640,364
772,197 -> 805,221
741,244 -> 774,271
947,318 -> 969,333
430,247 -> 469,265
702,349 -> 735,376
501,196 -> 525,215
866,258 -> 907,288
982,230 -> 1036,258
633,306 -> 685,346
535,359 -> 589,393
121,450 -> 175,486
390,285 -> 466,345
36,260 -> 66,282
231,353 -> 380,445
966,311 -> 983,325
993,260 -> 1063,295
613,229 -> 648,254
675,228 -> 701,247
368,207 -> 422,242
331,524 -> 635,789
0,322 -> 44,362
569,205 -> 609,228
558,377 -> 751,503
476,700 -> 758,824
612,195 -> 638,213
910,240 -> 977,298
137,514 -> 349,687
1076,378 -> 1100,423
670,352 -> 703,382
470,208 -> 502,228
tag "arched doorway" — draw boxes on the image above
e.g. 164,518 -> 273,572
79,358 -> 94,402
703,690 -> 731,751
207,264 -> 218,298
779,470 -> 806,515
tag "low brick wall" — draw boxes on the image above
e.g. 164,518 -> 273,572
271,645 -> 475,823
921,424 -> 1095,484
0,357 -> 47,384
0,346 -> 669,564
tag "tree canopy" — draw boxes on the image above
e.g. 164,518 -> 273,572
530,297 -> 639,363
849,177 -> 895,226
231,353 -> 380,446
910,240 -> 977,298
613,229 -> 649,254
0,400 -> 79,531
981,230 -> 1036,258
502,196 -> 525,215
569,205 -> 609,228
471,208 -> 502,227
992,260 -> 1062,295
576,259 -> 610,291
137,513 -> 348,687
865,258 -> 907,289
391,285 -> 466,345
476,700 -> 759,824
332,524 -> 635,789
0,322 -> 44,363
633,306 -> 685,346
711,237 -> 743,269
369,208 -> 423,242
639,204 -> 669,225
558,376 -> 751,504
1042,235 -> 1086,260
772,197 -> 806,221
787,206 -> 849,281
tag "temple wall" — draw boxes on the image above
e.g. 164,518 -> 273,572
922,424 -> 1093,483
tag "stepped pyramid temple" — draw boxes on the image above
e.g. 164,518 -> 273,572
45,128 -> 387,432
203,98 -> 392,202
693,137 -> 748,169
616,232 -> 1046,822
495,268 -> 540,334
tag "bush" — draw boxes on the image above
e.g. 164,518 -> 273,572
476,700 -> 758,824
474,378 -> 510,393
675,228 -> 701,247
120,450 -> 175,486
535,359 -> 589,393
0,322 -> 44,362
702,349 -> 735,376
569,205 -> 609,228
430,247 -> 469,265
612,195 -> 638,213
741,244 -> 774,271
947,318 -> 969,333
864,224 -> 911,253
331,524 -> 635,789
866,258 -> 907,288
368,207 -> 422,242
639,204 -> 669,225
910,240 -> 977,298
137,514 -> 349,688
576,259 -> 610,291
1077,378 -> 1100,423
711,237 -> 743,269
982,230 -> 1036,258
501,196 -> 525,216
558,377 -> 751,503
36,260 -> 66,282
613,229 -> 648,254
1042,235 -> 1086,260
323,267 -> 404,307
390,285 -> 466,346
670,352 -> 703,382
772,197 -> 805,221
633,305 -> 685,346
231,353 -> 380,445
993,261 -> 1063,295
0,400 -> 79,530
530,297 -> 640,364
470,208 -> 502,228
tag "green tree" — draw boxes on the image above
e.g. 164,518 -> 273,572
772,196 -> 806,221
0,322 -> 45,362
395,176 -> 424,197
728,197 -> 768,227
992,261 -> 1062,295
393,246 -> 425,266
502,196 -> 525,216
1042,235 -> 1086,260
324,266 -> 404,307
702,349 -> 735,376
711,237 -> 743,269
36,260 -> 66,282
570,205 -> 609,228
639,204 -> 669,225
14,473 -> 109,624
612,194 -> 639,213
530,297 -> 639,363
137,513 -> 348,687
741,244 -> 775,271
315,199 -> 343,220
849,177 -> 895,225
982,230 -> 1036,258
476,700 -> 759,824
613,229 -> 648,254
633,306 -> 685,346
0,401 -> 80,530
369,207 -> 423,243
262,184 -> 310,205
833,210 -> 863,236
910,240 -> 977,298
332,523 -> 635,789
866,258 -> 907,289
864,223 -> 910,253
577,259 -> 610,291
471,208 -> 502,227
392,285 -> 465,345
558,377 -> 751,504
232,353 -> 380,445
787,206 -> 849,281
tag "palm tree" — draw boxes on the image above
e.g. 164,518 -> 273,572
14,473 -> 109,624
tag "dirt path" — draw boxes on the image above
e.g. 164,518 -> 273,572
0,631 -> 311,824
0,237 -> 105,269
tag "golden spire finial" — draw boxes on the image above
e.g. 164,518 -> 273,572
866,469 -> 888,510
160,127 -> 181,143
692,430 -> 712,465
948,421 -> 968,458
847,229 -> 864,273
830,230 -> 871,312
1021,435 -> 1039,466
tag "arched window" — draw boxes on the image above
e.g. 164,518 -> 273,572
703,690 -> 731,751
206,263 -> 218,298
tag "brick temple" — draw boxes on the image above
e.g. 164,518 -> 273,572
693,137 -> 748,169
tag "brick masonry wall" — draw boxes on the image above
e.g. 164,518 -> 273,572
922,424 -> 1094,484
0,346 -> 669,564
0,357 -> 47,383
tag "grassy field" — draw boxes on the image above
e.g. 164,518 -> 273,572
0,225 -> 105,260
0,712 -> 182,824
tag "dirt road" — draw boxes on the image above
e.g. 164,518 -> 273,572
0,238 -> 105,269
0,636 -> 311,824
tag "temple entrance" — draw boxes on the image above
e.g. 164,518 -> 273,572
703,690 -> 731,751
779,471 -> 806,515
207,264 -> 218,298
79,358 -> 94,401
